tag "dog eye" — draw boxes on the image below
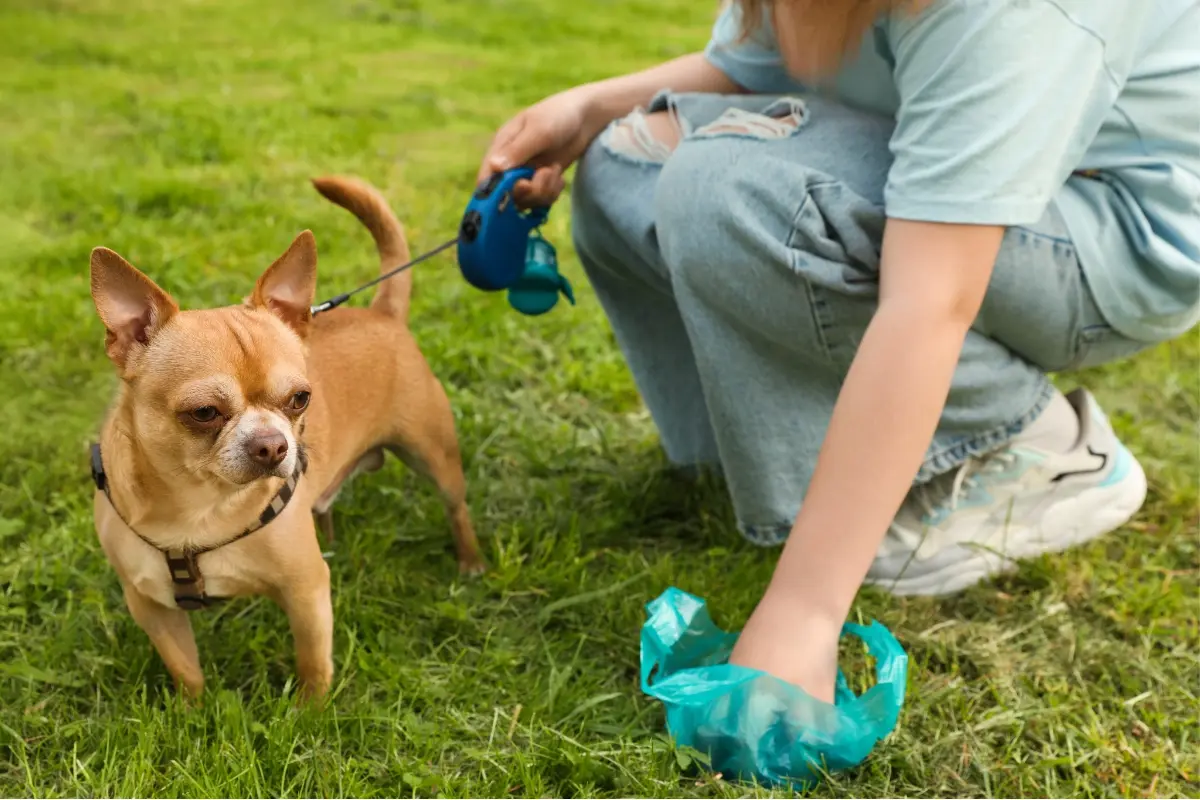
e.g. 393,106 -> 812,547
289,391 -> 310,411
190,406 -> 220,423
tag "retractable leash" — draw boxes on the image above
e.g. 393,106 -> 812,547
311,167 -> 575,317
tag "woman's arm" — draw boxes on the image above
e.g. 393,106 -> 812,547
480,53 -> 741,204
575,52 -> 743,139
729,219 -> 1005,701
733,0 -> 1137,704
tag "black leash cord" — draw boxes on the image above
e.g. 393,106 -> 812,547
310,237 -> 458,316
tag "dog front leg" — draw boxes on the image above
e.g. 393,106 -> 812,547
275,562 -> 334,703
122,583 -> 204,698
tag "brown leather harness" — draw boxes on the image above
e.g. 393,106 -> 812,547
90,443 -> 307,611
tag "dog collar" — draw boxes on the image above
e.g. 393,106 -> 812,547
89,442 -> 307,612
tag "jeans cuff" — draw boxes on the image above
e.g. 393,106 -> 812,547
738,521 -> 791,548
915,377 -> 1057,484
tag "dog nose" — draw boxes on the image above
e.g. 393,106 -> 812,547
247,429 -> 288,469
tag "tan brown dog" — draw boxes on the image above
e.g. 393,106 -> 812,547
89,176 -> 484,701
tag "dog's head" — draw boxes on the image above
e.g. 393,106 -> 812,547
91,232 -> 318,486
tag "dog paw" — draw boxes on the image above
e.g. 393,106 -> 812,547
175,676 -> 205,706
296,675 -> 332,707
457,555 -> 487,577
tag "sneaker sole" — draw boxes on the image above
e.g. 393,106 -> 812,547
870,443 -> 1148,597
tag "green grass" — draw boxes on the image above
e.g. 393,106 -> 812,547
1,0 -> 1197,796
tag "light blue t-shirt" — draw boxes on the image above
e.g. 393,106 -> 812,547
705,0 -> 1200,342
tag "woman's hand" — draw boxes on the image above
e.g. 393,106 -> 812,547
477,88 -> 600,208
728,584 -> 842,703
476,53 -> 743,207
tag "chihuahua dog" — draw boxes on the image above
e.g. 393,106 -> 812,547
89,176 -> 484,701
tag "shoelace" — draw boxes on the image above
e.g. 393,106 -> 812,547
881,448 -> 1030,570
911,450 -> 1020,520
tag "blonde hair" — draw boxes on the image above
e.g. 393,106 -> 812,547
735,0 -> 929,77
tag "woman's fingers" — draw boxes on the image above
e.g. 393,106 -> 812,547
482,116 -> 558,183
480,112 -> 567,206
478,116 -> 524,183
512,164 -> 564,207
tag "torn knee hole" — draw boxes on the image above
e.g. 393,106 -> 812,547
694,99 -> 806,140
602,109 -> 682,163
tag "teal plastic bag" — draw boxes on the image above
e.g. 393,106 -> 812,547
640,587 -> 908,788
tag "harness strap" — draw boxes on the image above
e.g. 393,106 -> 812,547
90,441 -> 307,612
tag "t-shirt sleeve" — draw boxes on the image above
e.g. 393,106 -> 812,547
703,2 -> 799,94
884,0 -> 1149,225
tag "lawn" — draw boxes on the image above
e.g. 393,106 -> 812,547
1,0 -> 1197,796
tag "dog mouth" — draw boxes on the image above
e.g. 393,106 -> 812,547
252,463 -> 291,481
244,458 -> 293,482
206,455 -> 294,487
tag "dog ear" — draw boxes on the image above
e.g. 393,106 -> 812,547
251,230 -> 317,338
90,247 -> 180,371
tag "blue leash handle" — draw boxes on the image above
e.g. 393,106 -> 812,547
312,168 -> 574,317
457,167 -> 574,315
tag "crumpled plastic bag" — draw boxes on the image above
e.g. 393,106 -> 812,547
640,587 -> 908,788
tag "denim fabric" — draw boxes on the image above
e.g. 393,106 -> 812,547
571,91 -> 1149,546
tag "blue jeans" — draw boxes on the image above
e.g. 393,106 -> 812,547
570,91 -> 1149,546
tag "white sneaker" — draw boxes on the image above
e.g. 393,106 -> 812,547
867,389 -> 1147,597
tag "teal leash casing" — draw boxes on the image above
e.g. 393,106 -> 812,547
458,167 -> 574,317
507,232 -> 575,316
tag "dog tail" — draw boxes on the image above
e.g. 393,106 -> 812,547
311,175 -> 412,321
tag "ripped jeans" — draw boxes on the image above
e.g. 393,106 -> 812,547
570,92 -> 1150,545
